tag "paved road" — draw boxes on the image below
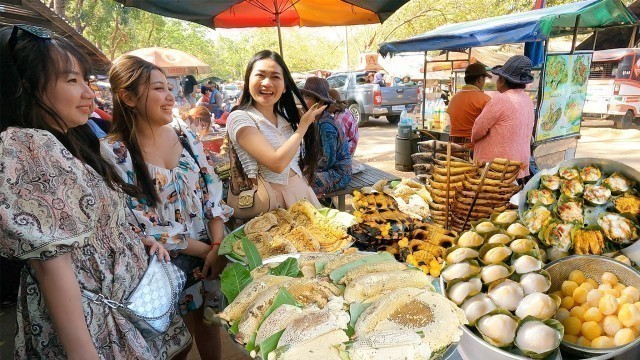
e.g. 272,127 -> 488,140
355,117 -> 640,173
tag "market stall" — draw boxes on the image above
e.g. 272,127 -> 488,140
379,0 -> 640,170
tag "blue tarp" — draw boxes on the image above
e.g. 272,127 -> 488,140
379,0 -> 638,56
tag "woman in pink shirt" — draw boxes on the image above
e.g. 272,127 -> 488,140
471,55 -> 535,179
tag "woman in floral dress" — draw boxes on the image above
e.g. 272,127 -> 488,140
0,26 -> 191,359
101,55 -> 232,360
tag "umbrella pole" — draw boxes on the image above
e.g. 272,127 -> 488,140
276,12 -> 284,57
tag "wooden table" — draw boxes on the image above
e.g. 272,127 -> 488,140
317,164 -> 400,211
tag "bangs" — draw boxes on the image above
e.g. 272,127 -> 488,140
48,39 -> 92,81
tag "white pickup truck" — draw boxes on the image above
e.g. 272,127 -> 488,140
327,72 -> 419,126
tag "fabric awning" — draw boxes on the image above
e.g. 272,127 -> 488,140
379,0 -> 639,56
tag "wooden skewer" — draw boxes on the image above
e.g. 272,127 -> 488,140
445,141 -> 452,230
461,162 -> 491,232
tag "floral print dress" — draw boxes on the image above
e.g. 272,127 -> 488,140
100,123 -> 233,314
0,128 -> 191,359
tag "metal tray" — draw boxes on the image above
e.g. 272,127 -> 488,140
518,157 -> 640,261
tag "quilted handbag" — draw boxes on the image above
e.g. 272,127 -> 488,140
81,254 -> 186,340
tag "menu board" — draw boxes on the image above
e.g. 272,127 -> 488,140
535,53 -> 592,142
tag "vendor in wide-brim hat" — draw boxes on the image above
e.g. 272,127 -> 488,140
471,55 -> 535,180
301,77 -> 352,195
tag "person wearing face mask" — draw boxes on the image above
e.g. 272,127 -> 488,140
0,26 -> 189,359
446,62 -> 492,146
101,55 -> 233,360
301,77 -> 352,194
226,50 -> 325,210
471,55 -> 535,179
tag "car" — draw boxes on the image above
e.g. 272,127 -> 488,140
222,84 -> 241,100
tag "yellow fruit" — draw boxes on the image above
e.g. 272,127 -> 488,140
602,272 -> 619,287
563,280 -> 579,297
569,270 -> 586,285
618,303 -> 640,327
398,238 -> 409,248
563,334 -> 578,343
603,289 -> 620,298
614,328 -> 636,346
429,266 -> 441,277
599,283 -> 613,291
587,289 -> 604,307
591,336 -> 615,349
636,302 -> 640,311
561,296 -> 575,310
570,306 -> 587,321
573,287 -> 589,304
556,308 -> 570,323
602,315 -> 623,337
617,294 -> 634,313
580,282 -> 595,292
551,290 -> 564,299
583,307 -> 604,323
599,294 -> 619,316
563,316 -> 582,336
614,283 -> 626,294
420,265 -> 430,274
576,336 -> 591,347
622,286 -> 640,303
586,278 -> 599,289
582,321 -> 603,341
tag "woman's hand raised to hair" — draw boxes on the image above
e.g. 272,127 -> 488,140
299,103 -> 327,130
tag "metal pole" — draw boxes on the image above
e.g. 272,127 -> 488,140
422,51 -> 428,128
534,39 -> 550,143
593,28 -> 599,51
276,13 -> 283,57
344,26 -> 349,70
629,25 -> 638,48
570,15 -> 581,54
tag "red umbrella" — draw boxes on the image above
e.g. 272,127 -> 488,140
116,0 -> 409,56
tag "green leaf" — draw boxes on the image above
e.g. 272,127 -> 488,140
242,237 -> 263,270
349,302 -> 371,329
247,287 -> 301,351
229,319 -> 240,335
268,258 -> 300,277
218,227 -> 245,256
259,329 -> 285,360
329,252 -> 395,283
220,263 -> 252,304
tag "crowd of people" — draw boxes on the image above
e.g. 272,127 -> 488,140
0,24 -> 360,359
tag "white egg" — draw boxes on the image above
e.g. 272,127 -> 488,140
477,314 -> 518,346
513,255 -> 542,274
481,265 -> 511,284
457,231 -> 484,247
446,247 -> 479,264
487,233 -> 512,245
476,221 -> 498,233
447,277 -> 482,305
488,279 -> 524,311
442,262 -> 479,282
483,246 -> 512,264
495,211 -> 518,224
461,293 -> 497,324
515,292 -> 557,320
507,223 -> 531,237
515,320 -> 560,355
520,272 -> 551,295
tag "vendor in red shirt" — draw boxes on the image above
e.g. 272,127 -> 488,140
446,62 -> 492,145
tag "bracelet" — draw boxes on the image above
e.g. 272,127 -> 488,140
210,241 -> 222,250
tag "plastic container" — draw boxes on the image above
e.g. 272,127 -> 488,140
397,110 -> 413,139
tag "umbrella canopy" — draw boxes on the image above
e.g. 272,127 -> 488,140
116,0 -> 409,56
126,47 -> 211,76
379,0 -> 638,56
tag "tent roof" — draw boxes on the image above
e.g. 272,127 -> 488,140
0,0 -> 110,71
379,0 -> 639,56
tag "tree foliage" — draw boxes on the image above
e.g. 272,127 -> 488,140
48,0 -> 637,79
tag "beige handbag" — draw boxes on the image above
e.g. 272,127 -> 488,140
226,114 -> 278,220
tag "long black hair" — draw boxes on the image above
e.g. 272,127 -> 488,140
0,26 -> 134,194
234,50 -> 320,184
108,55 -> 166,206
